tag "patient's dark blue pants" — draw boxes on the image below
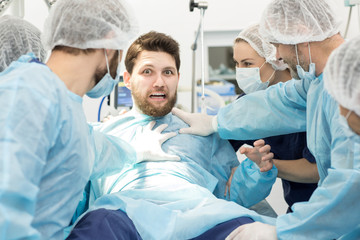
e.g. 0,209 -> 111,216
67,208 -> 254,240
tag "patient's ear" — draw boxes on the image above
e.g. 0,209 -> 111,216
123,71 -> 131,90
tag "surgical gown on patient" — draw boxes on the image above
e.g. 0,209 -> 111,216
217,75 -> 360,239
0,54 -> 137,239
72,110 -> 277,240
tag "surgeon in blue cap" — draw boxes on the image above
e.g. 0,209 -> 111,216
173,0 -> 359,239
0,0 -> 179,239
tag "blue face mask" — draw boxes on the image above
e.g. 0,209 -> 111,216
86,50 -> 121,98
295,44 -> 316,81
235,61 -> 275,94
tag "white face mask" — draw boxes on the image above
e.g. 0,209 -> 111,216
235,61 -> 275,94
295,44 -> 316,81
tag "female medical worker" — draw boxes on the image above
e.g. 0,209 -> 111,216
0,0 -> 178,239
173,0 -> 358,239
228,24 -> 318,213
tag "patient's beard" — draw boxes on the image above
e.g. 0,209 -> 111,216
132,88 -> 177,117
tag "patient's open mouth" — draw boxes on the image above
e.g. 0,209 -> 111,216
149,93 -> 166,99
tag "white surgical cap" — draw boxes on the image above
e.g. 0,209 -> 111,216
259,0 -> 341,45
236,24 -> 287,71
0,15 -> 46,72
42,0 -> 139,51
324,36 -> 360,117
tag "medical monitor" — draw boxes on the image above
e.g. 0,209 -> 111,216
114,76 -> 133,109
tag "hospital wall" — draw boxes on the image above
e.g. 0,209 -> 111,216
4,0 -> 360,215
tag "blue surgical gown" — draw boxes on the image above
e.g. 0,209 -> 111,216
70,110 -> 277,240
0,54 -> 137,239
217,74 -> 360,239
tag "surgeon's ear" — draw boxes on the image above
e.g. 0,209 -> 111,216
123,71 -> 131,90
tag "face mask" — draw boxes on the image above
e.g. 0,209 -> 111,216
295,44 -> 316,81
86,50 -> 121,98
236,61 -> 275,94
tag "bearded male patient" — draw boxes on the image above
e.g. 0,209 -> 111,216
67,31 -> 278,240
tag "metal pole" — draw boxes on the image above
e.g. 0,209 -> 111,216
200,8 -> 206,113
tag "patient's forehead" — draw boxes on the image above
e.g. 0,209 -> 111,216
134,50 -> 177,71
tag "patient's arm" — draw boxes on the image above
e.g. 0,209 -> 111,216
224,140 -> 277,206
239,139 -> 274,172
225,167 -> 238,197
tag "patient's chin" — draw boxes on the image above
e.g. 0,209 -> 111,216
142,105 -> 172,117
135,96 -> 177,117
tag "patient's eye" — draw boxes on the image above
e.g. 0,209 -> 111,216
143,69 -> 152,74
164,69 -> 174,75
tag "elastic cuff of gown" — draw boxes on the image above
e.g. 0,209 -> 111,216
212,115 -> 218,132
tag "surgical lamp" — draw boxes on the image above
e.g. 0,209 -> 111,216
190,0 -> 208,113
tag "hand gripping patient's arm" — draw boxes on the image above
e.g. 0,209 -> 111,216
171,107 -> 218,136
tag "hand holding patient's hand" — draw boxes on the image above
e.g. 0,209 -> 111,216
240,139 -> 274,172
172,107 -> 216,136
131,121 -> 180,163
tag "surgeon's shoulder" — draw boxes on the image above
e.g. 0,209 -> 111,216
1,61 -> 70,109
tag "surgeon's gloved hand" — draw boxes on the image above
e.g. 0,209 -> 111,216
131,121 -> 180,163
171,107 -> 217,136
240,139 -> 274,172
225,222 -> 277,240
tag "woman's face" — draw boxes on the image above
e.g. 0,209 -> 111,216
233,40 -> 274,83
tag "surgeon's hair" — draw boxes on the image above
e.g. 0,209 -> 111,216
125,31 -> 180,74
52,45 -> 95,55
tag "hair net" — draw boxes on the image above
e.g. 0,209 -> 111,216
324,36 -> 360,116
259,0 -> 342,45
0,15 -> 46,72
42,0 -> 139,51
236,24 -> 287,71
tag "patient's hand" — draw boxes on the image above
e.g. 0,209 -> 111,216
131,121 -> 180,162
225,167 -> 238,198
240,139 -> 274,172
